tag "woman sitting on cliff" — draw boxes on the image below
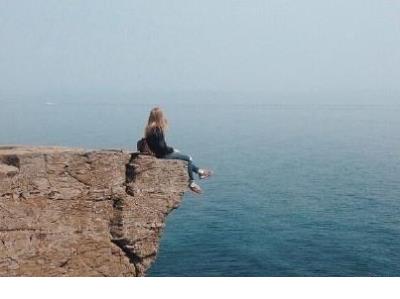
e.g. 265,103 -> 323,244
143,107 -> 213,194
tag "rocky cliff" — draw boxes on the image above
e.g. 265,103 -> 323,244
0,146 -> 188,276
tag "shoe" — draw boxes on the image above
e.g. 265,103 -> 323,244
189,181 -> 202,194
198,169 -> 213,180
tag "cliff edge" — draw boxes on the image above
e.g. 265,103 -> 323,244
0,146 -> 188,276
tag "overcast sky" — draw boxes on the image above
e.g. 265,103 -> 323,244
0,0 -> 399,100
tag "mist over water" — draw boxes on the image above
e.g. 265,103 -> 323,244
1,97 -> 399,276
1,1 -> 400,97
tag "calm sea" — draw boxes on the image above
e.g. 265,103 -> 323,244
1,97 -> 399,276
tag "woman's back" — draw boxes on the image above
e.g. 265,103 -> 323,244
145,127 -> 174,158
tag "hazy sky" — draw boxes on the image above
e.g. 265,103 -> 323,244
0,0 -> 399,99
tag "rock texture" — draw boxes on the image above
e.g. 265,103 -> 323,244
0,146 -> 188,276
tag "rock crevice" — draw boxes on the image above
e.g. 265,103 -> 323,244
0,146 -> 188,276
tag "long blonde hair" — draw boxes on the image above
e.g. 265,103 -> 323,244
144,107 -> 168,137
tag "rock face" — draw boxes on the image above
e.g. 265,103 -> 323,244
0,146 -> 188,276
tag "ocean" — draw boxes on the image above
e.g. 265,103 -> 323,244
1,97 -> 399,276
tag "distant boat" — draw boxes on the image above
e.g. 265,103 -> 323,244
45,102 -> 56,105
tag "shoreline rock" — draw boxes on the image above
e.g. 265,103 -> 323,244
0,146 -> 188,276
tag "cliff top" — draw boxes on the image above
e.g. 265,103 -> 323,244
0,146 -> 188,276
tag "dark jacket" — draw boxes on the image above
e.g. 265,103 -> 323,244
145,127 -> 174,158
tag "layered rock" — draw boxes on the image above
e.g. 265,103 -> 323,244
0,146 -> 188,276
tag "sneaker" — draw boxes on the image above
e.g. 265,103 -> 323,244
189,181 -> 202,194
198,169 -> 213,180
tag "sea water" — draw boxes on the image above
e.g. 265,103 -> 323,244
1,96 -> 399,276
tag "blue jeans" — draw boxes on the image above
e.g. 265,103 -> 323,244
163,149 -> 199,181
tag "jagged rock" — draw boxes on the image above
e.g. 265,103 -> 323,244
0,146 -> 188,276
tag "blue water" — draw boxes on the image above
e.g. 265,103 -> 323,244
1,97 -> 400,276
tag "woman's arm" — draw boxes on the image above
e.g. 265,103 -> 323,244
156,129 -> 174,154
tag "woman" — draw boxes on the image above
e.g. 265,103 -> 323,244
144,107 -> 213,194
